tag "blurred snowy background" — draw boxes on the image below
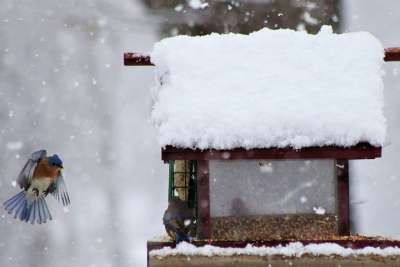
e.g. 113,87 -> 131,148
0,0 -> 398,266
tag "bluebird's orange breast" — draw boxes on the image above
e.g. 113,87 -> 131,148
32,158 -> 59,183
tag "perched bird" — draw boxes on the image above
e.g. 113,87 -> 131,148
3,150 -> 70,224
163,197 -> 193,243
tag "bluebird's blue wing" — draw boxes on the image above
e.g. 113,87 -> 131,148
48,171 -> 70,206
30,150 -> 47,161
17,150 -> 47,190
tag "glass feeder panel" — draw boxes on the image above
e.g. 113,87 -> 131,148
209,160 -> 336,217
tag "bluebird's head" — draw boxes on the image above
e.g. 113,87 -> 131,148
48,154 -> 63,168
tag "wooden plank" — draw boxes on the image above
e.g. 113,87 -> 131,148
149,254 -> 400,267
124,52 -> 153,66
196,160 -> 210,239
162,143 -> 381,161
125,48 -> 400,66
147,238 -> 400,251
337,159 -> 350,235
384,47 -> 400,61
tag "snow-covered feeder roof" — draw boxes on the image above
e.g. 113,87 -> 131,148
150,26 -> 385,150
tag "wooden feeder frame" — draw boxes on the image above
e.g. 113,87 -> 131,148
161,144 -> 376,239
124,47 -> 400,242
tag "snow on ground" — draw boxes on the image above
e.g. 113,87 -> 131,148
150,242 -> 400,258
150,26 -> 386,150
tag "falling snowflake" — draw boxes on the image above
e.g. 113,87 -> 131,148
6,141 -> 23,151
259,162 -> 273,174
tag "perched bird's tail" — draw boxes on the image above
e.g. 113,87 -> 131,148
176,232 -> 190,243
3,191 -> 52,224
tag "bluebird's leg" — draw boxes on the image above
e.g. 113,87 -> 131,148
32,188 -> 39,197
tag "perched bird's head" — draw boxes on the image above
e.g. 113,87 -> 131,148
48,154 -> 63,169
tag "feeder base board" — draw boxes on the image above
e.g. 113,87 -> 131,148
147,237 -> 400,267
150,255 -> 400,267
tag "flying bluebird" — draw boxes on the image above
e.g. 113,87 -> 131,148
3,150 -> 70,224
163,197 -> 193,243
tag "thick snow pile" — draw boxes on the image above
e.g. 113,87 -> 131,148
151,26 -> 385,149
150,242 -> 400,258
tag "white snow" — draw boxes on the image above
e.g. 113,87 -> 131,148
150,242 -> 400,258
187,0 -> 208,10
150,26 -> 385,150
313,206 -> 326,215
303,12 -> 319,25
259,162 -> 274,173
174,4 -> 184,12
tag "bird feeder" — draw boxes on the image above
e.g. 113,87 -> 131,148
125,29 -> 400,266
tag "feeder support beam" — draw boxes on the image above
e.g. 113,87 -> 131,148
124,53 -> 153,66
124,48 -> 400,66
384,47 -> 400,61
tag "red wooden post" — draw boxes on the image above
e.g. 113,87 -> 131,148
197,160 -> 210,239
336,159 -> 350,235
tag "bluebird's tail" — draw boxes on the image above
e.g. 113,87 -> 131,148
176,232 -> 190,243
3,191 -> 52,224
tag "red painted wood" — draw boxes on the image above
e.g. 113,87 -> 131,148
196,160 -> 210,239
125,48 -> 400,66
147,239 -> 400,251
124,53 -> 153,66
384,47 -> 400,61
336,159 -> 350,235
162,143 -> 381,162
